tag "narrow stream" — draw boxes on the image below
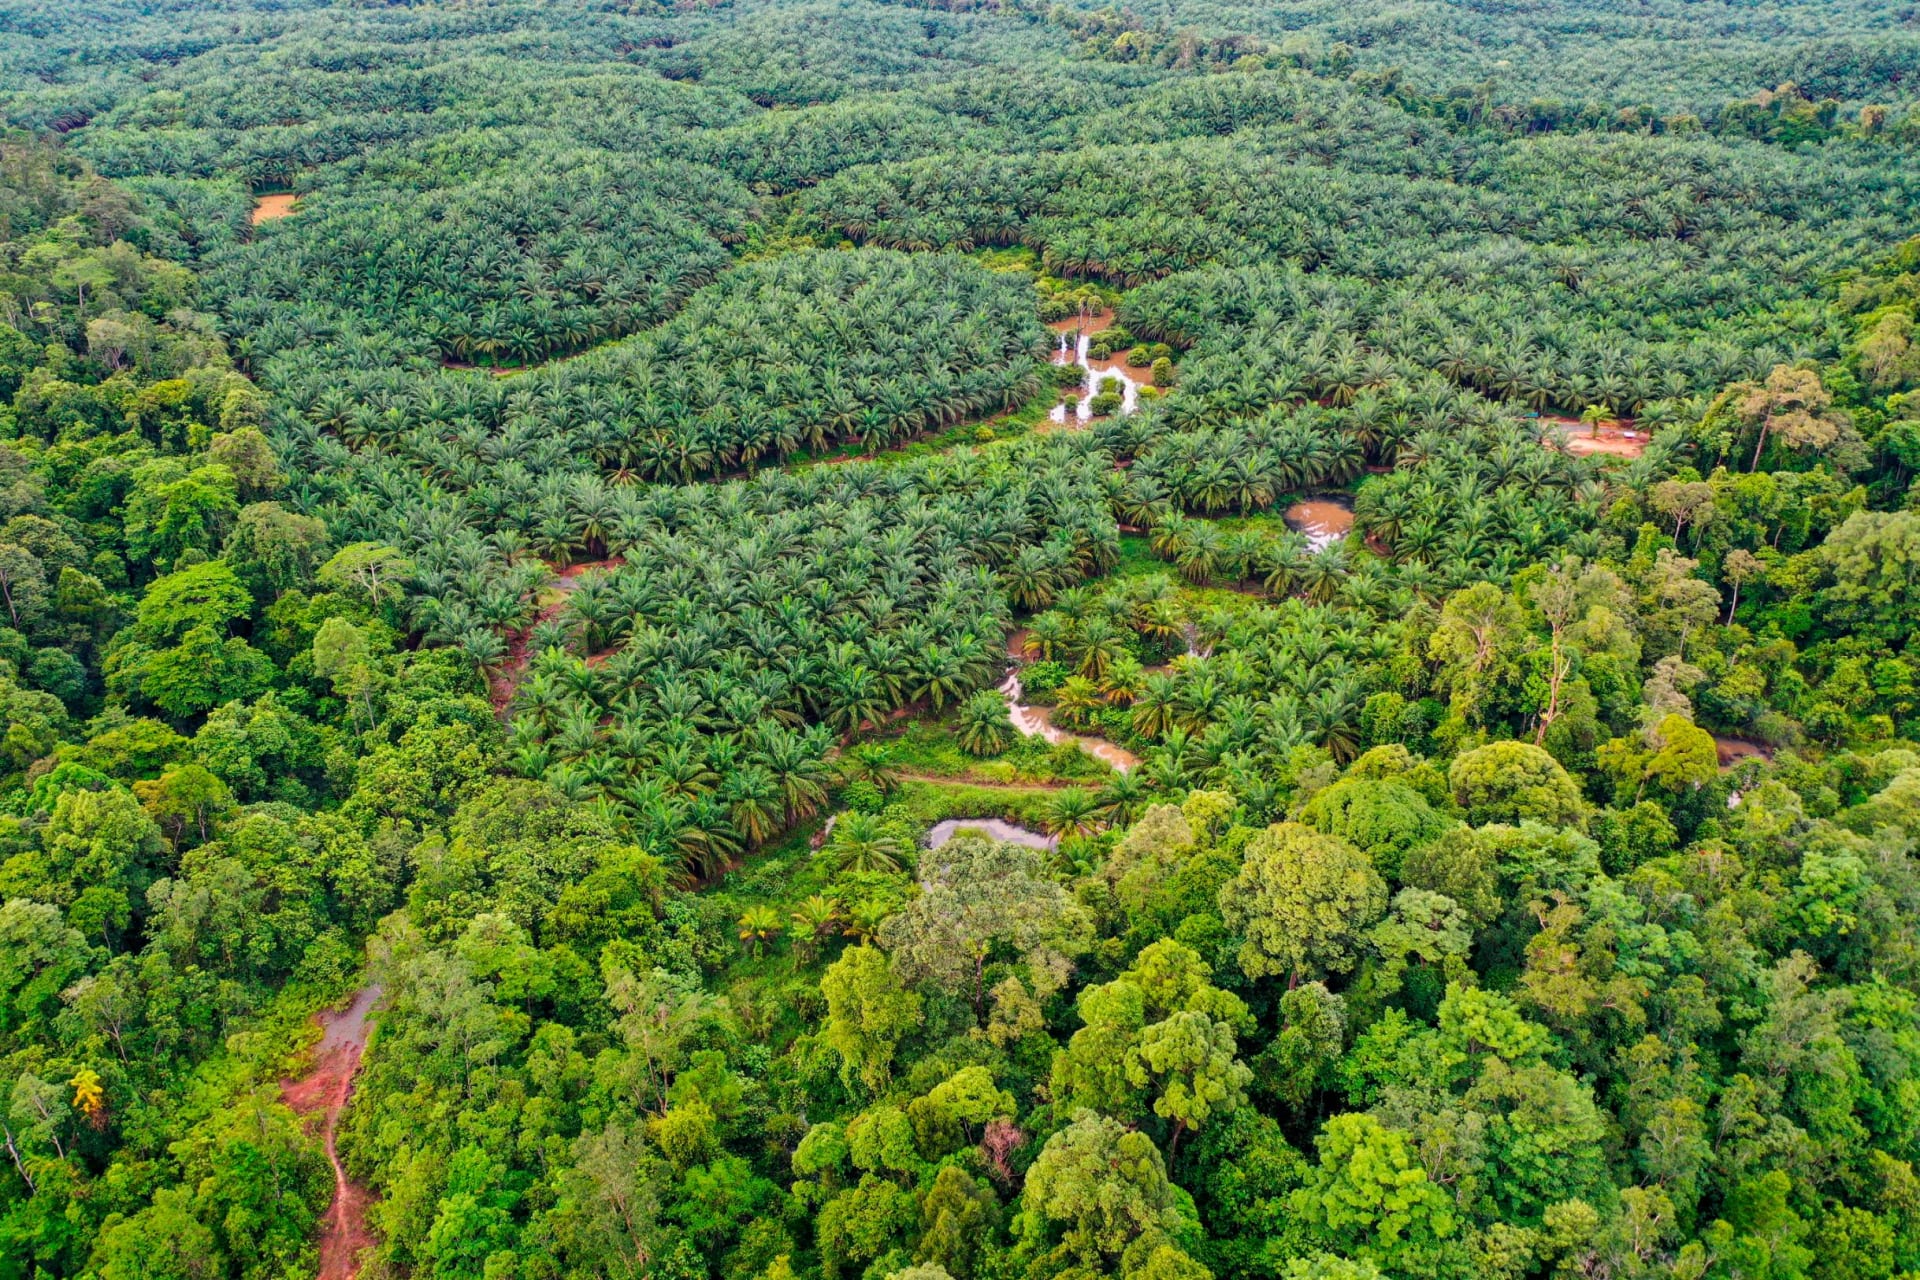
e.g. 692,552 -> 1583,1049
1049,330 -> 1148,425
999,667 -> 1141,771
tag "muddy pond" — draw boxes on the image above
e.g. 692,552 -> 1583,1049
1283,497 -> 1355,551
926,818 -> 1057,851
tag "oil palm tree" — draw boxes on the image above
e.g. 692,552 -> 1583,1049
839,743 -> 901,796
825,811 -> 906,873
1131,672 -> 1182,739
1043,788 -> 1102,839
737,906 -> 784,957
1095,772 -> 1149,826
956,688 -> 1014,756
1054,676 -> 1105,730
789,895 -> 843,963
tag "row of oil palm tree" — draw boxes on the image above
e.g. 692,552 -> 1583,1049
1122,412 -> 1367,512
210,157 -> 751,369
1352,435 -> 1609,570
76,38 -> 769,179
310,440 -> 1125,877
683,95 -> 965,194
1118,263 -> 1815,426
264,249 -> 1046,488
804,130 -> 1907,362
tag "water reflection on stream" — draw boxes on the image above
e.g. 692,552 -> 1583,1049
999,668 -> 1140,772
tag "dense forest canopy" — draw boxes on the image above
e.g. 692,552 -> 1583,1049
1,1 -> 1919,1279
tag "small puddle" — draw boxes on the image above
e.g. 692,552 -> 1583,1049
1000,668 -> 1140,771
251,193 -> 298,225
1283,498 -> 1354,552
1713,735 -> 1772,768
1049,328 -> 1149,426
927,818 -> 1057,850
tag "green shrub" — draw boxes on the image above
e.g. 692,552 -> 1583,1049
841,779 -> 885,813
1019,660 -> 1068,700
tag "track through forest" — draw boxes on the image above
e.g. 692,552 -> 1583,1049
490,558 -> 625,711
281,986 -> 382,1280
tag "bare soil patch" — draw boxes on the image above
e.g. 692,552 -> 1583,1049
251,193 -> 298,225
438,359 -> 516,378
1542,415 -> 1648,460
1048,309 -> 1116,335
1713,735 -> 1773,768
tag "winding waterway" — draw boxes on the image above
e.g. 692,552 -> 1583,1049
999,668 -> 1140,771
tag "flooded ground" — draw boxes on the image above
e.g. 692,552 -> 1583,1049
1000,668 -> 1141,771
251,193 -> 298,225
927,818 -> 1057,851
1046,314 -> 1151,427
1283,498 -> 1355,552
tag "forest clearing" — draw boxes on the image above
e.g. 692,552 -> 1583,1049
249,193 -> 297,225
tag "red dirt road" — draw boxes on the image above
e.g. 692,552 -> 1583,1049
281,985 -> 381,1280
489,557 -> 625,712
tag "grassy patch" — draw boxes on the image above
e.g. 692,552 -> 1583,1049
1112,534 -> 1164,579
896,779 -> 1060,827
880,718 -> 1115,784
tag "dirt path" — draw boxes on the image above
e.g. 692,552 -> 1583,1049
281,985 -> 382,1280
490,558 -> 624,712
